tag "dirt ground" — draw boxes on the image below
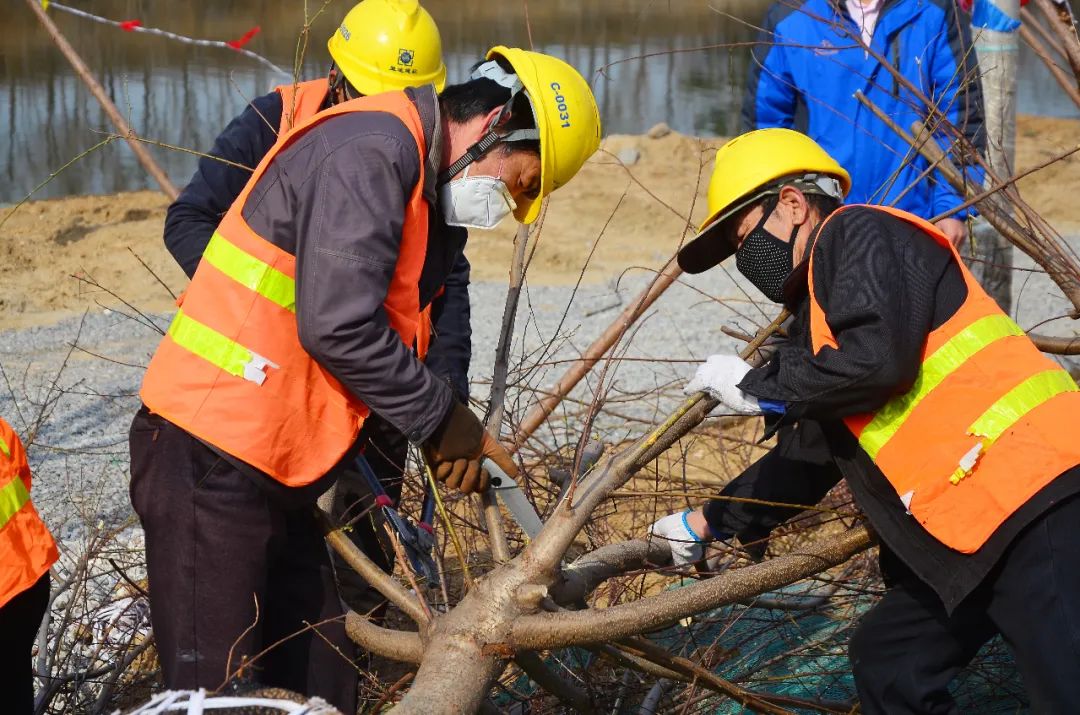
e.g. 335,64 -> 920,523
1,115 -> 1078,331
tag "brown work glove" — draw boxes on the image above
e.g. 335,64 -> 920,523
422,402 -> 518,494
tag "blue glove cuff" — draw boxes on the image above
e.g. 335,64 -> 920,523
758,398 -> 787,415
681,510 -> 707,543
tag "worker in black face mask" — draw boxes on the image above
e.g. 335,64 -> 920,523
649,127 -> 1080,713
685,132 -> 847,306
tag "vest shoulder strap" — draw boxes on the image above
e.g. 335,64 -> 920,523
274,78 -> 330,134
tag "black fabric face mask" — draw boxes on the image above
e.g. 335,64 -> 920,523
735,208 -> 798,304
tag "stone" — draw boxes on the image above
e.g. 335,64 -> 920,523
616,146 -> 641,166
646,122 -> 672,139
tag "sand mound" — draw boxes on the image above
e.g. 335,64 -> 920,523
1,116 -> 1078,331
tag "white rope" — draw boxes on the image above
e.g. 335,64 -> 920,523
120,689 -> 341,714
44,1 -> 291,78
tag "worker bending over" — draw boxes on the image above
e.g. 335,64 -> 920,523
0,417 -> 58,715
130,47 -> 600,710
650,128 -> 1080,713
162,0 -> 468,615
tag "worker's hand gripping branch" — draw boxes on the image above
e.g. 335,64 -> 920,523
684,354 -> 763,415
422,402 -> 518,494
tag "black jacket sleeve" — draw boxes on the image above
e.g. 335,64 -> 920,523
703,421 -> 842,554
163,91 -> 283,277
739,208 -> 950,420
424,251 -> 472,403
287,116 -> 454,444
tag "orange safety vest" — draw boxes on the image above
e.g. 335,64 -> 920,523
275,78 -> 331,134
809,205 -> 1080,553
275,78 -> 437,352
0,417 -> 58,608
140,92 -> 431,487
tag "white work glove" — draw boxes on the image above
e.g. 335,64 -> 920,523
649,511 -> 708,567
684,354 -> 761,415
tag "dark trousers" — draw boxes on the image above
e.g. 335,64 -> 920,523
129,410 -> 357,713
850,495 -> 1080,714
0,572 -> 49,715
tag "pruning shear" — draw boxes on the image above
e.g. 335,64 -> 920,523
483,458 -> 544,540
483,441 -> 606,541
354,453 -> 440,588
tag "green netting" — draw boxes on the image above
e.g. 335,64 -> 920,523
498,582 -> 1029,712
655,582 -> 1028,714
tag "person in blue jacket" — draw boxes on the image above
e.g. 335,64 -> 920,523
742,0 -> 985,247
162,0 -> 471,616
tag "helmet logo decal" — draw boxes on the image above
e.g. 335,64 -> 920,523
550,82 -> 571,129
338,24 -> 351,41
389,48 -> 418,76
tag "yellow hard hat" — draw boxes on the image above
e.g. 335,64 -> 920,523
327,0 -> 447,96
486,46 -> 601,224
677,128 -> 851,274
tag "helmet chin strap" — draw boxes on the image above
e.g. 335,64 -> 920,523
437,60 -> 540,186
438,130 -> 504,186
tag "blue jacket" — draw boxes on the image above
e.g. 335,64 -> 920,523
164,90 -> 473,403
742,0 -> 985,219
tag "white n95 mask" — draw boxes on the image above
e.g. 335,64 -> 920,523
438,165 -> 517,230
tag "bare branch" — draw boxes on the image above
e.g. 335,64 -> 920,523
480,223 -> 533,564
617,636 -> 794,715
23,0 -> 179,198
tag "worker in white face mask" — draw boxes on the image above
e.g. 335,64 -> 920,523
131,46 -> 600,709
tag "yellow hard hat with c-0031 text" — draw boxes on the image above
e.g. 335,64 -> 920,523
328,0 -> 447,96
486,46 -> 602,224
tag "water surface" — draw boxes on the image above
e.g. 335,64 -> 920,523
2,0 -> 1075,203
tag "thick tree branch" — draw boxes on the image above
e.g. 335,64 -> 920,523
345,611 -> 423,664
514,652 -> 595,713
510,526 -> 874,650
551,538 -> 672,606
394,316 -> 793,708
316,508 -> 430,625
1030,333 -> 1080,355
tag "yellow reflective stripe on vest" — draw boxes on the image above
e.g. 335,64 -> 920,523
0,475 -> 30,530
859,315 -> 1024,459
203,232 -> 296,313
0,436 -> 9,458
168,309 -> 278,385
949,369 -> 1078,484
971,369 -> 1078,442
